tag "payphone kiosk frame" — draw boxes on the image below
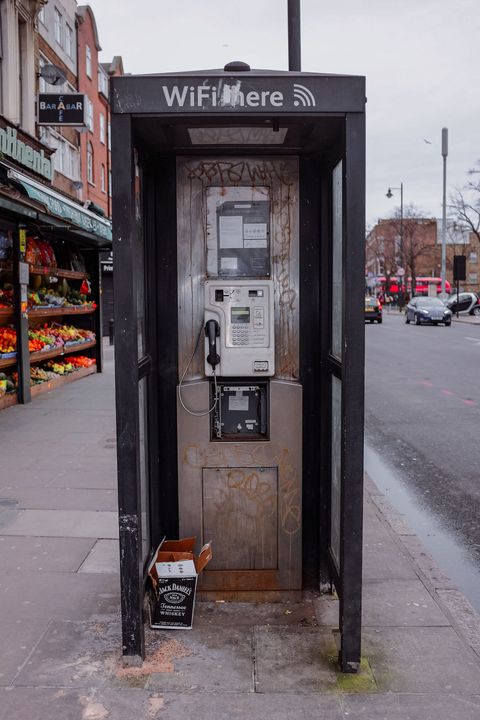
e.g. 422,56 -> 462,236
111,65 -> 365,673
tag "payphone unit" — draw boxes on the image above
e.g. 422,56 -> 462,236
202,279 -> 274,440
204,279 -> 275,378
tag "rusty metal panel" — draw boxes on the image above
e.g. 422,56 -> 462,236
177,379 -> 302,592
176,157 -> 299,381
202,467 -> 278,570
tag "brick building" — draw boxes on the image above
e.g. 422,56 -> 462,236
37,0 -> 81,199
365,216 -> 437,280
76,5 -> 123,218
366,218 -> 480,294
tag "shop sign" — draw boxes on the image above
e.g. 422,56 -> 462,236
25,184 -> 112,240
8,169 -> 112,242
37,94 -> 86,126
0,126 -> 53,181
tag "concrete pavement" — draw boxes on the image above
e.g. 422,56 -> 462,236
0,344 -> 479,719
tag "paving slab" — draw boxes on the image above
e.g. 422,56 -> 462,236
146,626 -> 254,693
0,619 -> 50,686
0,509 -> 118,538
78,539 -> 119,574
147,691 -> 343,720
0,486 -> 118,512
0,536 -> 95,573
0,688 -> 87,720
253,626 -> 340,693
341,693 -> 480,720
194,595 -> 318,628
363,626 -> 480,693
42,468 -> 117,490
14,618 -> 120,690
0,498 -> 19,531
362,579 -> 449,627
313,594 -> 341,627
399,534 -> 455,589
363,514 -> 417,581
0,570 -> 119,621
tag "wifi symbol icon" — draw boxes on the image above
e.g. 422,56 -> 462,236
293,84 -> 316,107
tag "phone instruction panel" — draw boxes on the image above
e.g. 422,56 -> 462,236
206,186 -> 270,278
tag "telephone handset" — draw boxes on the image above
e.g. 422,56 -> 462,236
205,319 -> 220,369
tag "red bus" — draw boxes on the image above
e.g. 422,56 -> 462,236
373,276 -> 451,296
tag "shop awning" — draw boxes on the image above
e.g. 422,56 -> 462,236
6,168 -> 112,243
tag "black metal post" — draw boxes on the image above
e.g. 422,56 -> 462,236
90,250 -> 103,373
109,318 -> 114,345
112,112 -> 145,662
339,110 -> 366,672
13,224 -> 31,404
288,0 -> 301,71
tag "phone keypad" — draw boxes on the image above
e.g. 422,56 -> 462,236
232,324 -> 249,345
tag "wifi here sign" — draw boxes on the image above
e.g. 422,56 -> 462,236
156,79 -> 317,113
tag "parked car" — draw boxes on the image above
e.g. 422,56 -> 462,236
405,296 -> 452,326
445,292 -> 480,316
365,296 -> 382,323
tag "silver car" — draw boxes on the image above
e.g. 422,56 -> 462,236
405,296 -> 452,326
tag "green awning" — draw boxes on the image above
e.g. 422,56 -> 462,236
7,168 -> 112,242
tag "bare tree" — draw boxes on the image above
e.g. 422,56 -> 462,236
449,160 -> 480,246
387,203 -> 435,298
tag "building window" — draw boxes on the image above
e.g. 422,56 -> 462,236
108,169 -> 112,196
54,8 -> 62,46
38,56 -> 47,94
469,252 -> 478,263
469,272 -> 478,284
86,44 -> 92,78
99,113 -> 105,144
87,142 -> 94,184
38,6 -> 46,24
65,24 -> 74,59
98,68 -> 108,97
18,17 -> 28,128
107,121 -> 111,150
101,164 -> 106,192
86,97 -> 94,132
49,131 -> 79,180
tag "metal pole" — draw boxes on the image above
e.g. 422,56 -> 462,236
441,128 -> 448,295
288,0 -> 301,71
400,182 -> 404,303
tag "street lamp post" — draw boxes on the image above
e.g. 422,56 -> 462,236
441,128 -> 448,297
386,182 -> 404,305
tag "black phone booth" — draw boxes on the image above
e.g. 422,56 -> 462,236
111,64 -> 365,672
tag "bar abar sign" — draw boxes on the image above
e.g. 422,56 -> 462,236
37,94 -> 86,126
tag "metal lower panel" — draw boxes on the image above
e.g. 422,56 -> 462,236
177,379 -> 302,592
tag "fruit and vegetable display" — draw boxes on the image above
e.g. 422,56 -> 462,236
1,324 -> 95,358
0,326 -> 16,356
0,234 -> 98,406
28,284 -> 95,310
25,237 -> 57,267
28,324 -> 95,353
0,355 -> 96,396
0,286 -> 13,308
0,372 -> 16,396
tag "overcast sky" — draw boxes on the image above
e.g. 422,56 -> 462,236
87,0 -> 480,227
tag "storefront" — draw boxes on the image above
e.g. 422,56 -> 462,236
0,120 -> 111,410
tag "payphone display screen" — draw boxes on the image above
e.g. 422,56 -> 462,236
231,307 -> 250,323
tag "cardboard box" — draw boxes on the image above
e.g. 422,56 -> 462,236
147,537 -> 212,629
